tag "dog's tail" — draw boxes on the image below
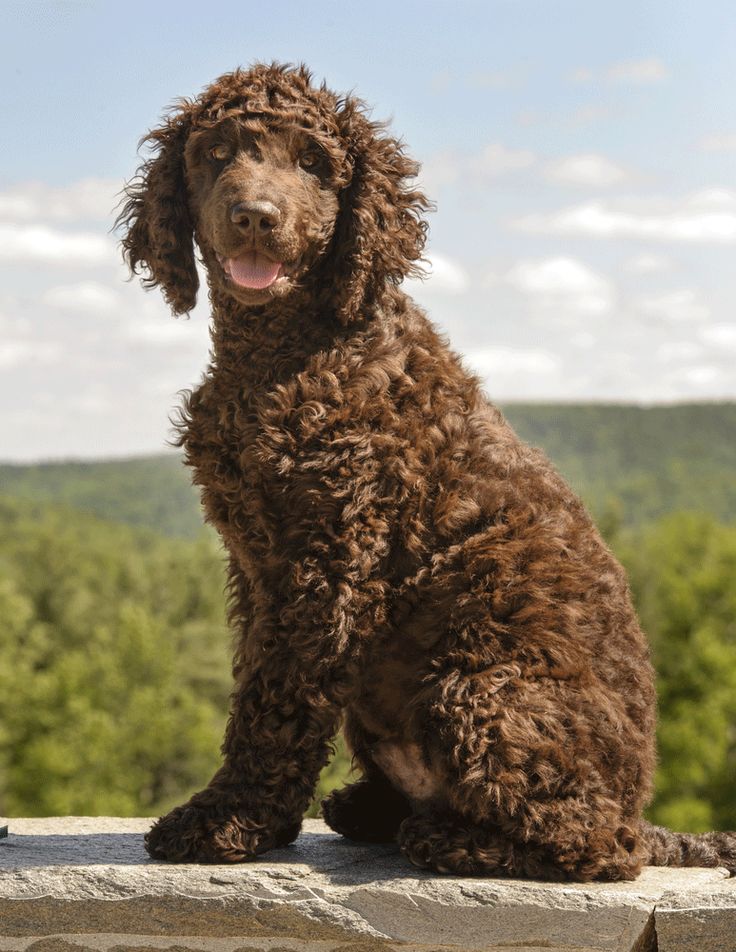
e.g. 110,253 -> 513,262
639,818 -> 736,874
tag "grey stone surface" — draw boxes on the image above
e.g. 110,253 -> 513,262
654,874 -> 736,952
0,818 -> 732,952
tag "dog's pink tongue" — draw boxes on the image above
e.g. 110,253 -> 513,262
227,251 -> 281,289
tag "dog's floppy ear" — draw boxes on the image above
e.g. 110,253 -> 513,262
117,106 -> 198,315
326,98 -> 431,324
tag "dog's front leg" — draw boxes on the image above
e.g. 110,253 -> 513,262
143,529 -> 376,864
145,409 -> 392,863
144,642 -> 346,862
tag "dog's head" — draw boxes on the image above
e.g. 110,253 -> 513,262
118,63 -> 430,323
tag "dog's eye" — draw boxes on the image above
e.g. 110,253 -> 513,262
210,144 -> 231,163
298,150 -> 322,172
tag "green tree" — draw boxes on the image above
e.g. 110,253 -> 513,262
616,513 -> 736,832
0,498 -> 231,816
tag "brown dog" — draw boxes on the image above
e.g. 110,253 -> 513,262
119,63 -> 735,879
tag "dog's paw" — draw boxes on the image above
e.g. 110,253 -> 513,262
144,801 -> 300,863
322,779 -> 411,843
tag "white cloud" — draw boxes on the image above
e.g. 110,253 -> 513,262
570,59 -> 670,87
126,318 -> 207,346
421,143 -> 535,192
676,365 -> 720,386
699,133 -> 736,153
700,323 -> 736,349
606,58 -> 670,84
0,179 -> 121,223
506,256 -> 613,315
42,281 -> 119,313
0,223 -> 112,264
419,154 -> 457,192
546,153 -> 631,188
625,253 -> 673,274
468,143 -> 536,178
0,342 -> 33,369
422,252 -> 470,293
637,289 -> 710,323
693,187 -> 736,208
467,346 -> 560,378
424,146 -> 634,194
656,341 -> 703,363
0,339 -> 62,369
514,190 -> 736,243
571,331 -> 596,349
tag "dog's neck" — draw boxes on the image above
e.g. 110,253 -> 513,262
206,284 -> 376,392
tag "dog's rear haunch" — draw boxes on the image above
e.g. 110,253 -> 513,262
118,63 -> 736,880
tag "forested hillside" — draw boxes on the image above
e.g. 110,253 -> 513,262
0,455 -> 204,538
0,498 -> 230,816
504,403 -> 736,526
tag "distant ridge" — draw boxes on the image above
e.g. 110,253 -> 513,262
0,453 -> 204,538
503,402 -> 736,527
1,403 -> 734,536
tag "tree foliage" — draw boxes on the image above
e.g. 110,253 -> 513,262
504,402 -> 736,527
616,514 -> 736,832
0,455 -> 204,539
0,498 -> 231,816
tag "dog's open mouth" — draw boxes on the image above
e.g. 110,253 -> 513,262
219,251 -> 283,290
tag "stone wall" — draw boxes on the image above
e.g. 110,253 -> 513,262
1,818 -> 734,952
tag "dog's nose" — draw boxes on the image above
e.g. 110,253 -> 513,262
230,201 -> 281,233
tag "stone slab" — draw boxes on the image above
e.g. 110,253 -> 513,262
0,818 -> 732,952
654,874 -> 736,952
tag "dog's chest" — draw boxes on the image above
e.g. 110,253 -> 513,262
181,379 -> 282,547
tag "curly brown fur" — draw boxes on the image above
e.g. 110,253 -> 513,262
639,820 -> 736,871
119,62 -> 736,879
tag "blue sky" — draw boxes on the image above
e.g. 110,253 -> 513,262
1,0 -> 735,459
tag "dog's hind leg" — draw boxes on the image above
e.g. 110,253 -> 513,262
322,717 -> 412,843
322,772 -> 412,843
411,663 -> 649,881
398,808 -> 642,881
398,810 -> 565,878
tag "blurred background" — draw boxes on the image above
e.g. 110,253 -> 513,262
0,0 -> 734,832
